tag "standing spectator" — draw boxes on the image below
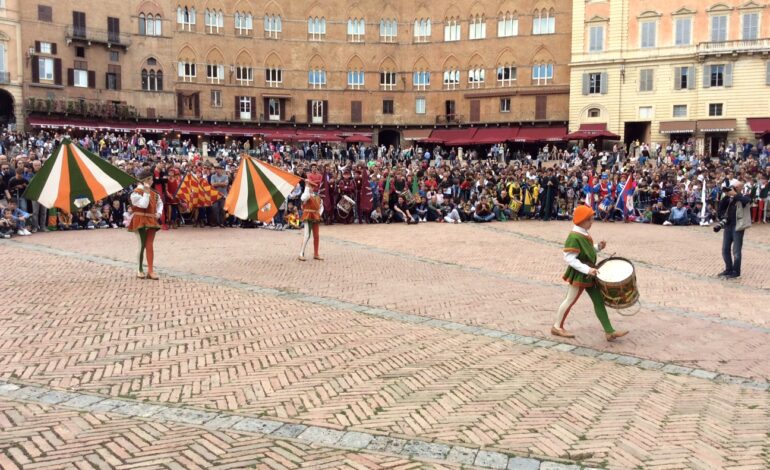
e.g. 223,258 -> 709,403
209,166 -> 229,228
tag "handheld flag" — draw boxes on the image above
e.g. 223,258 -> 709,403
176,173 -> 221,210
225,157 -> 301,222
23,139 -> 136,213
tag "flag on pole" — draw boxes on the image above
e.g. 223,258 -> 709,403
225,157 -> 301,222
584,172 -> 595,207
615,174 -> 635,215
23,139 -> 136,213
176,173 -> 221,210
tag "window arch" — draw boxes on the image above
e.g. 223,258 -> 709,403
444,16 -> 460,41
141,57 -> 163,91
380,18 -> 397,42
308,16 -> 326,40
264,14 -> 282,38
532,61 -> 554,85
140,13 -> 162,36
443,68 -> 460,89
469,14 -> 486,39
177,6 -> 196,30
588,107 -> 601,118
235,11 -> 253,35
414,18 -> 431,42
204,9 -> 224,33
533,8 -> 555,35
347,17 -> 365,42
498,11 -> 518,37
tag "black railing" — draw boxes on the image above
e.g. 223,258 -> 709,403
65,25 -> 132,47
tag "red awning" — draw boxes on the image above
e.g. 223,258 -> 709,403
472,127 -> 520,144
342,134 -> 373,143
747,118 -> 770,134
515,126 -> 567,142
294,129 -> 343,142
566,123 -> 620,140
27,116 -> 174,133
261,129 -> 297,141
429,128 -> 477,145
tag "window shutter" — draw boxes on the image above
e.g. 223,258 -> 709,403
351,101 -> 362,123
32,58 -> 40,83
177,93 -> 184,116
535,95 -> 547,120
235,96 -> 240,117
35,41 -> 41,53
51,43 -> 57,54
724,63 -> 733,87
674,67 -> 681,90
687,66 -> 695,89
703,65 -> 710,88
193,93 -> 200,116
250,97 -> 256,119
263,98 -> 269,120
470,99 -> 480,122
307,100 -> 312,123
582,73 -> 589,95
53,58 -> 62,85
600,72 -> 608,94
766,62 -> 770,86
88,70 -> 96,88
322,100 -> 329,123
67,68 -> 74,86
115,65 -> 121,90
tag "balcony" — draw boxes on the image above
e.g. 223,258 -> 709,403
435,114 -> 464,125
65,25 -> 131,49
697,38 -> 770,57
0,72 -> 10,84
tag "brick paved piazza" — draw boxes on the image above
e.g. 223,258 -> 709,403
1,222 -> 769,469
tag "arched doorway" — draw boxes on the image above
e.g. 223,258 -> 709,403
378,129 -> 400,148
0,90 -> 15,127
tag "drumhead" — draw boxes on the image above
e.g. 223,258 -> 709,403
597,259 -> 634,282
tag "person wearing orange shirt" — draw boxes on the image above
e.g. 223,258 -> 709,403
128,168 -> 163,279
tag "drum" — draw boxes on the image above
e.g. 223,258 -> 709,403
336,195 -> 356,218
596,257 -> 639,310
509,199 -> 522,214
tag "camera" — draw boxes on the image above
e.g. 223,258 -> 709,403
713,218 -> 728,233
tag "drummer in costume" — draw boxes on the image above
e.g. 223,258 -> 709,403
551,205 -> 629,341
336,168 -> 357,224
299,172 -> 324,261
128,168 -> 164,280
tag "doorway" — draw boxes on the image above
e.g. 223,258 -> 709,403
378,129 -> 400,149
0,90 -> 15,127
624,121 -> 650,146
705,132 -> 727,158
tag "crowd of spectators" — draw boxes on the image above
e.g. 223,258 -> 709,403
1,128 -> 769,240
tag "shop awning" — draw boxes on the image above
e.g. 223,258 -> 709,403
261,129 -> 297,141
27,116 -> 174,133
747,117 -> 770,134
294,129 -> 343,142
472,127 -> 520,144
514,126 -> 567,142
445,129 -> 480,146
176,124 -> 262,137
566,123 -> 620,140
659,121 -> 697,134
429,128 -> 477,145
697,119 -> 736,132
402,129 -> 433,141
342,133 -> 373,143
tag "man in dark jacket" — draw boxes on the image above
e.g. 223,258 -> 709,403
717,180 -> 751,279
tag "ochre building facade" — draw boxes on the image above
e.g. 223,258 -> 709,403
19,0 -> 571,144
0,0 -> 24,128
569,0 -> 770,154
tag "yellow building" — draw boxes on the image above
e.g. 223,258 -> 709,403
569,0 -> 770,155
0,0 -> 23,128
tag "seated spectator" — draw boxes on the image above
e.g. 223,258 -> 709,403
286,205 -> 301,229
57,211 -> 79,231
473,197 -> 495,222
370,206 -> 384,224
0,208 -> 15,238
666,201 -> 689,226
651,202 -> 670,225
87,205 -> 108,229
6,201 -> 31,236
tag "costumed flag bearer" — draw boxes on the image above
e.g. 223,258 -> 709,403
128,168 -> 164,280
299,172 -> 324,261
551,205 -> 629,341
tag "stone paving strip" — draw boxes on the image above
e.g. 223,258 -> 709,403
320,233 -> 770,336
10,240 -> 769,393
473,224 -> 770,294
0,380 -> 592,470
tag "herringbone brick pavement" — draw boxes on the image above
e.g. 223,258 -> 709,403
0,398 -> 451,469
16,222 -> 770,380
1,234 -> 770,469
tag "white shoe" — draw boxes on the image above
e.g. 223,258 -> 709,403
24,229 -> 32,235
2,234 -> 10,239
17,230 -> 25,236
663,221 -> 672,226
88,226 -> 95,230
111,223 -> 118,228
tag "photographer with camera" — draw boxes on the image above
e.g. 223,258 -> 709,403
715,180 -> 751,279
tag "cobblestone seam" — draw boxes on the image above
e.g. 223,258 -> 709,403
10,240 -> 770,393
322,233 -> 770,336
0,380 -> 581,470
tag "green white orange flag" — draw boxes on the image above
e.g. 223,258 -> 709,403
225,157 -> 301,222
23,139 -> 136,213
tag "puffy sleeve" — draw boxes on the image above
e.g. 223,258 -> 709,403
130,190 -> 150,209
300,185 -> 311,203
155,193 -> 164,218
